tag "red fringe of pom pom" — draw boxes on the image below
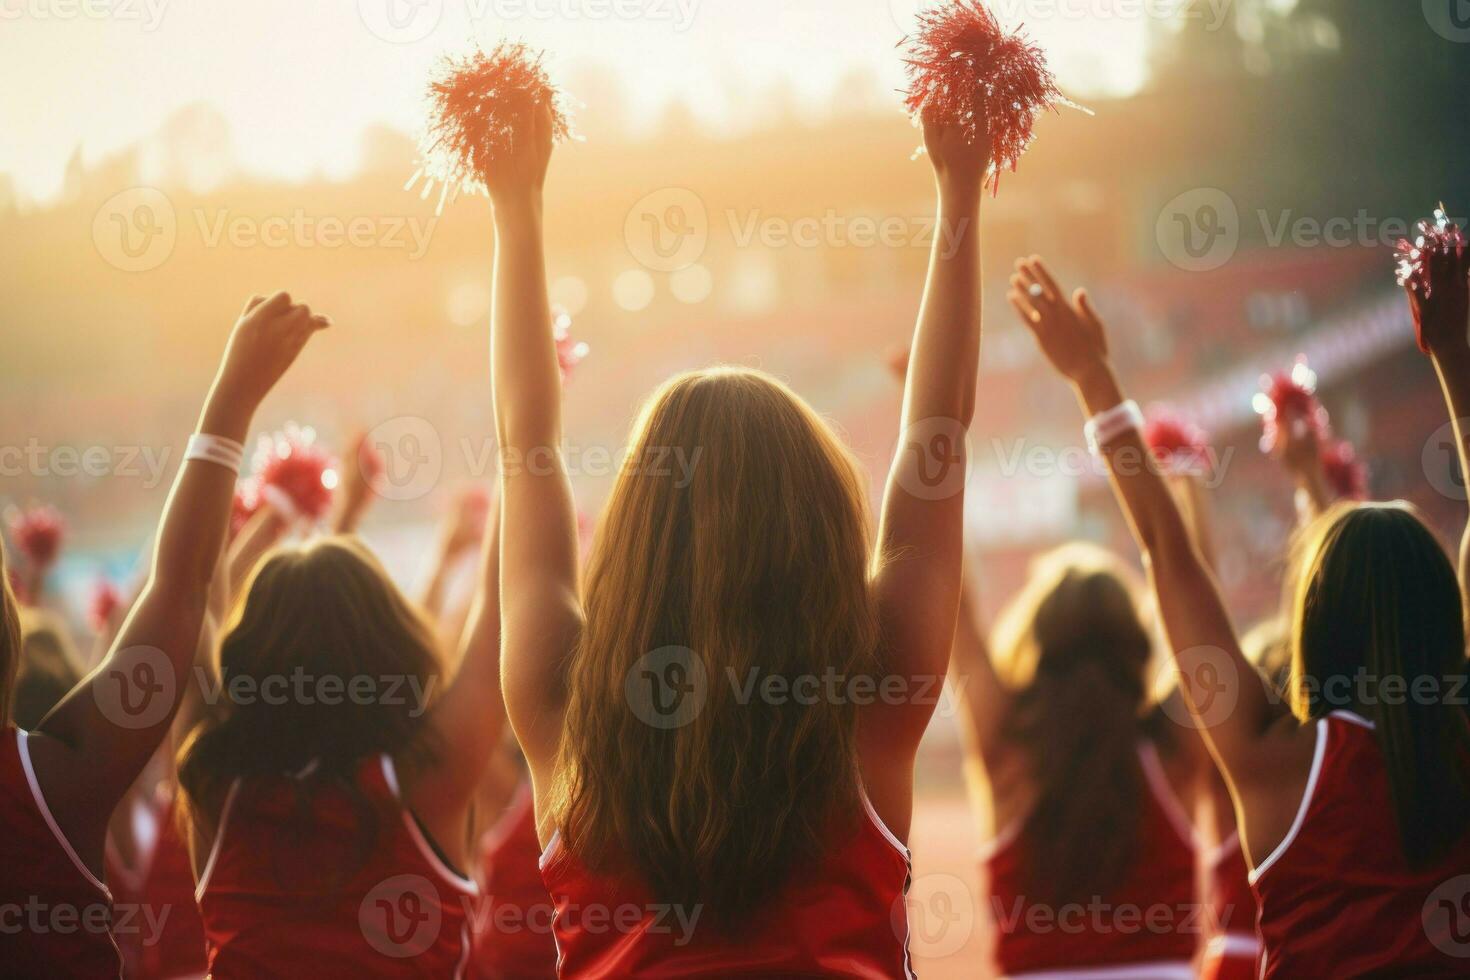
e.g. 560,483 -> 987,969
1253,359 -> 1328,454
1395,203 -> 1466,353
902,0 -> 1088,194
1144,408 -> 1211,476
252,425 -> 338,523
408,42 -> 574,214
7,504 -> 65,568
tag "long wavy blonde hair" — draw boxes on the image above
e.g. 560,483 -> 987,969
552,367 -> 882,927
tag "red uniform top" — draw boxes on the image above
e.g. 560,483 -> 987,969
1251,710 -> 1470,978
1199,833 -> 1260,980
540,792 -> 914,978
983,742 -> 1200,979
0,726 -> 122,978
197,753 -> 478,979
469,782 -> 558,979
107,786 -> 209,979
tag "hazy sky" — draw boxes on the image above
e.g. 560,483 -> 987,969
0,0 -> 1167,201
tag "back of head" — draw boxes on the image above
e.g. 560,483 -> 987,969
992,543 -> 1154,904
0,543 -> 21,727
178,536 -> 443,831
13,609 -> 84,730
1290,501 -> 1470,866
556,367 -> 881,928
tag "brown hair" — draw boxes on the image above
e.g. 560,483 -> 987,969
177,537 -> 443,849
991,543 -> 1155,905
1290,501 -> 1470,867
553,367 -> 881,928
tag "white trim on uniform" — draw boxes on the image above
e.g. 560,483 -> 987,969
1248,717 -> 1329,885
194,778 -> 243,902
16,730 -> 112,899
1137,741 -> 1201,849
379,755 -> 479,894
976,820 -> 1023,863
538,829 -> 562,871
1205,932 -> 1263,959
1004,962 -> 1195,979
860,789 -> 913,861
1330,709 -> 1375,730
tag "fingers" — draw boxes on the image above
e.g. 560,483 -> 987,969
241,294 -> 268,318
1025,257 -> 1064,304
1007,288 -> 1041,326
257,291 -> 294,316
1075,288 -> 1103,327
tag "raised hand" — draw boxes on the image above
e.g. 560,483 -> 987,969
486,102 -> 554,206
215,292 -> 332,410
1407,238 -> 1470,360
922,109 -> 990,199
1006,257 -> 1109,386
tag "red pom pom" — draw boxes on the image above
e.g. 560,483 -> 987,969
1395,203 -> 1466,353
1252,358 -> 1327,454
252,424 -> 338,523
1143,408 -> 1211,475
902,0 -> 1087,194
554,310 -> 589,383
409,42 -> 574,213
1320,439 -> 1368,502
7,504 -> 65,568
88,578 -> 124,633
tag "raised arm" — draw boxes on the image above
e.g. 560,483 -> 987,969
1407,236 -> 1470,611
405,487 -> 506,851
949,558 -> 1010,762
486,105 -> 582,774
1006,258 -> 1289,794
866,113 -> 987,756
30,292 -> 330,852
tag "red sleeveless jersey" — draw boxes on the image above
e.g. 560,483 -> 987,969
540,792 -> 914,978
107,785 -> 209,979
469,782 -> 558,979
1199,833 -> 1260,980
982,742 -> 1200,979
197,753 -> 478,978
0,726 -> 122,978
1250,710 -> 1470,978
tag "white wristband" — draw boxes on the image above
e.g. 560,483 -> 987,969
184,433 -> 245,473
1084,400 -> 1144,456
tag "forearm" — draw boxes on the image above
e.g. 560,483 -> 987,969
491,198 -> 560,452
903,187 -> 982,430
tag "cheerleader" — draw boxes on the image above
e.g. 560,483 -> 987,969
0,292 -> 331,977
951,547 -> 1206,979
486,105 -> 984,975
1009,255 -> 1470,977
